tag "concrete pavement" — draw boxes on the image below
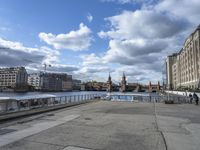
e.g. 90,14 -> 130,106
155,103 -> 200,150
0,101 -> 199,150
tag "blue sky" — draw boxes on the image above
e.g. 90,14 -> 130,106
0,0 -> 200,83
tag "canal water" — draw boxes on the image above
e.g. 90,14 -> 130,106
0,91 -> 106,99
0,91 -> 158,101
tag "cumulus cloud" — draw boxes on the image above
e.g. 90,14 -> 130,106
45,64 -> 78,73
155,0 -> 200,25
95,0 -> 200,83
115,65 -> 162,83
87,13 -> 93,22
98,10 -> 188,40
0,38 -> 78,74
81,53 -> 106,66
78,66 -> 113,74
101,0 -> 156,5
39,23 -> 92,51
0,27 -> 11,32
0,47 -> 44,67
0,38 -> 46,67
106,39 -> 167,57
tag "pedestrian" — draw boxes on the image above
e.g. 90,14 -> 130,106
189,93 -> 193,104
193,92 -> 199,105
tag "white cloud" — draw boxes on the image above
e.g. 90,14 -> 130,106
39,23 -> 92,51
0,38 -> 79,74
0,38 -> 46,67
98,8 -> 187,70
0,27 -> 11,32
105,39 -> 167,57
96,0 -> 200,83
46,64 -> 78,72
98,10 -> 188,40
155,0 -> 200,25
81,53 -> 106,66
114,65 -> 162,83
87,13 -> 93,22
78,66 -> 113,74
101,0 -> 156,5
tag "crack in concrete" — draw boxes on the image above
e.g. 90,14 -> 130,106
154,102 -> 168,150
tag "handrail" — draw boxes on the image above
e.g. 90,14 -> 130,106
0,93 -> 106,114
108,94 -> 191,103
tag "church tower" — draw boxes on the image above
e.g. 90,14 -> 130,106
121,72 -> 127,92
107,73 -> 112,92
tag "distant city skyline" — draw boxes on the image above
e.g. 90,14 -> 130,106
0,0 -> 200,83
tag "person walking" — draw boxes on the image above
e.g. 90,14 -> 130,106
193,92 -> 199,105
189,93 -> 193,104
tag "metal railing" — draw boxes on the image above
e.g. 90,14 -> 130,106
108,94 -> 191,103
0,93 -> 194,115
0,93 -> 106,114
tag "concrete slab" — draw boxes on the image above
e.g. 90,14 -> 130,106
0,101 -> 166,150
0,128 -> 16,135
2,101 -> 199,150
63,146 -> 92,150
0,139 -> 63,150
0,114 -> 79,147
155,103 -> 200,150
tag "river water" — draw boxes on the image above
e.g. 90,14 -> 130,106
0,91 -> 157,100
0,91 -> 107,99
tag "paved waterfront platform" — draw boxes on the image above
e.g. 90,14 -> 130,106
0,101 -> 200,150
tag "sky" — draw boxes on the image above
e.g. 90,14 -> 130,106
0,0 -> 200,84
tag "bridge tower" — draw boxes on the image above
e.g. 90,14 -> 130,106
157,81 -> 161,90
121,72 -> 127,92
107,73 -> 112,92
149,81 -> 152,92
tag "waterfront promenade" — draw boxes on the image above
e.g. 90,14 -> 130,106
0,100 -> 200,150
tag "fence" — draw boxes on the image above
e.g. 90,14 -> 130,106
0,93 -> 194,115
0,93 -> 106,114
108,94 -> 191,103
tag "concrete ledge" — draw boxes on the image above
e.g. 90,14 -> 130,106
0,100 -> 98,122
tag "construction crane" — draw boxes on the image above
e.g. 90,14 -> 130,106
44,63 -> 51,73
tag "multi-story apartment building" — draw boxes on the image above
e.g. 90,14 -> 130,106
72,79 -> 81,91
40,73 -> 63,91
165,53 -> 178,90
166,25 -> 200,90
0,67 -> 28,88
28,73 -> 42,90
42,73 -> 73,91
61,74 -> 73,91
28,72 -> 73,91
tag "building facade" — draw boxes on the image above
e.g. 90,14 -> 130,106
166,25 -> 200,90
61,74 -> 73,91
0,67 -> 28,88
28,72 -> 73,91
40,73 -> 62,91
28,73 -> 42,90
72,79 -> 81,91
165,53 -> 178,90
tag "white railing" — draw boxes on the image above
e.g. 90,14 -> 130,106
0,94 -> 106,114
